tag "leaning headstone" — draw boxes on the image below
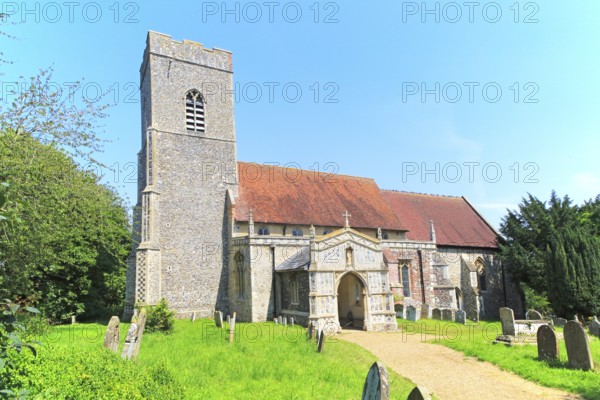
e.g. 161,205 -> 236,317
553,318 -> 567,328
526,309 -> 543,320
317,330 -> 325,353
432,308 -> 441,320
290,318 -> 295,326
283,317 -> 287,326
307,322 -> 314,340
537,325 -> 559,361
103,316 -> 120,353
361,361 -> 390,400
441,309 -> 453,321
191,312 -> 197,322
406,306 -> 419,322
564,321 -> 594,370
407,386 -> 432,400
229,312 -> 236,343
455,310 -> 466,325
588,317 -> 600,337
131,308 -> 147,360
214,311 -> 223,328
499,307 -> 516,336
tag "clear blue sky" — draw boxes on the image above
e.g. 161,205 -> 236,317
2,1 -> 599,229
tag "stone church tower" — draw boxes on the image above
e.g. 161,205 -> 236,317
124,32 -> 238,319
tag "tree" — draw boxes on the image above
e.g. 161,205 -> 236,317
0,131 -> 131,321
546,228 -> 600,318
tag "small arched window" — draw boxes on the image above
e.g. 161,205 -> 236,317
290,275 -> 300,305
478,267 -> 487,291
382,231 -> 389,240
292,228 -> 304,237
323,230 -> 331,235
185,90 -> 205,133
258,226 -> 270,236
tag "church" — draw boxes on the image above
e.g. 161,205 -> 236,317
124,32 -> 522,331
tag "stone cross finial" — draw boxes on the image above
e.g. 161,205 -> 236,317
343,210 -> 351,229
248,209 -> 254,236
429,220 -> 436,242
377,228 -> 383,240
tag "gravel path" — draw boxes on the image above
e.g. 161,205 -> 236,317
339,330 -> 580,400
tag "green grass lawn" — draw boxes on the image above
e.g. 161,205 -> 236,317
41,320 -> 417,399
397,318 -> 600,400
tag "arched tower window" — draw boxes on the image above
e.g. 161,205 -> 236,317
185,90 -> 205,133
475,259 -> 487,291
235,252 -> 245,300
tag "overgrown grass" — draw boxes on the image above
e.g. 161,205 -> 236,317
397,319 -> 600,400
41,320 -> 416,399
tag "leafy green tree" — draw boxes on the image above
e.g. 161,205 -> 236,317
0,131 -> 130,322
546,228 -> 600,318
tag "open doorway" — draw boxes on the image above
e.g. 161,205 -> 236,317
337,272 -> 366,330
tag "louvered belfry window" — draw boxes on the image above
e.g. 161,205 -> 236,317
185,90 -> 205,133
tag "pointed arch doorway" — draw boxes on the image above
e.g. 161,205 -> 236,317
337,272 -> 366,330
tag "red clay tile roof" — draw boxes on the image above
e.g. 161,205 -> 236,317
381,190 -> 499,248
235,162 -> 406,231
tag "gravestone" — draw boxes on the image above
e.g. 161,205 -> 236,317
122,308 -> 147,360
191,312 -> 197,322
71,315 -> 76,325
274,317 -> 278,325
131,308 -> 147,360
406,306 -> 419,322
283,317 -> 287,326
103,316 -> 120,353
394,304 -> 403,318
526,309 -> 543,320
315,327 -> 321,344
537,325 -> 559,361
499,307 -> 516,336
420,304 -> 430,320
307,322 -> 314,340
455,310 -> 466,325
229,312 -> 236,343
441,309 -> 453,321
214,311 -> 223,328
553,318 -> 567,328
226,314 -> 231,324
317,330 -> 325,353
278,316 -> 283,325
432,308 -> 441,320
564,321 -> 594,370
407,386 -> 432,400
588,317 -> 600,337
361,361 -> 389,400
290,318 -> 295,326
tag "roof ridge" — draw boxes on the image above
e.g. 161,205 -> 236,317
237,161 -> 376,182
381,189 -> 462,199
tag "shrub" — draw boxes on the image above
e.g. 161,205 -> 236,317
145,299 -> 175,334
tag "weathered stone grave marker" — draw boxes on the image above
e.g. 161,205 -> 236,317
226,314 -> 231,324
361,361 -> 389,400
499,307 -> 516,336
406,306 -> 419,322
455,310 -> 466,325
122,308 -> 147,360
441,309 -> 453,321
71,315 -> 76,325
553,318 -> 567,328
526,309 -> 543,320
274,317 -> 278,325
191,312 -> 197,322
277,316 -> 282,325
315,327 -> 321,344
564,321 -> 594,370
283,317 -> 287,326
229,312 -> 236,343
588,316 -> 600,337
214,311 -> 223,328
103,316 -> 120,353
431,308 -> 441,320
307,322 -> 313,340
537,325 -> 559,361
317,329 -> 325,353
407,386 -> 432,400
420,304 -> 430,320
290,317 -> 295,326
